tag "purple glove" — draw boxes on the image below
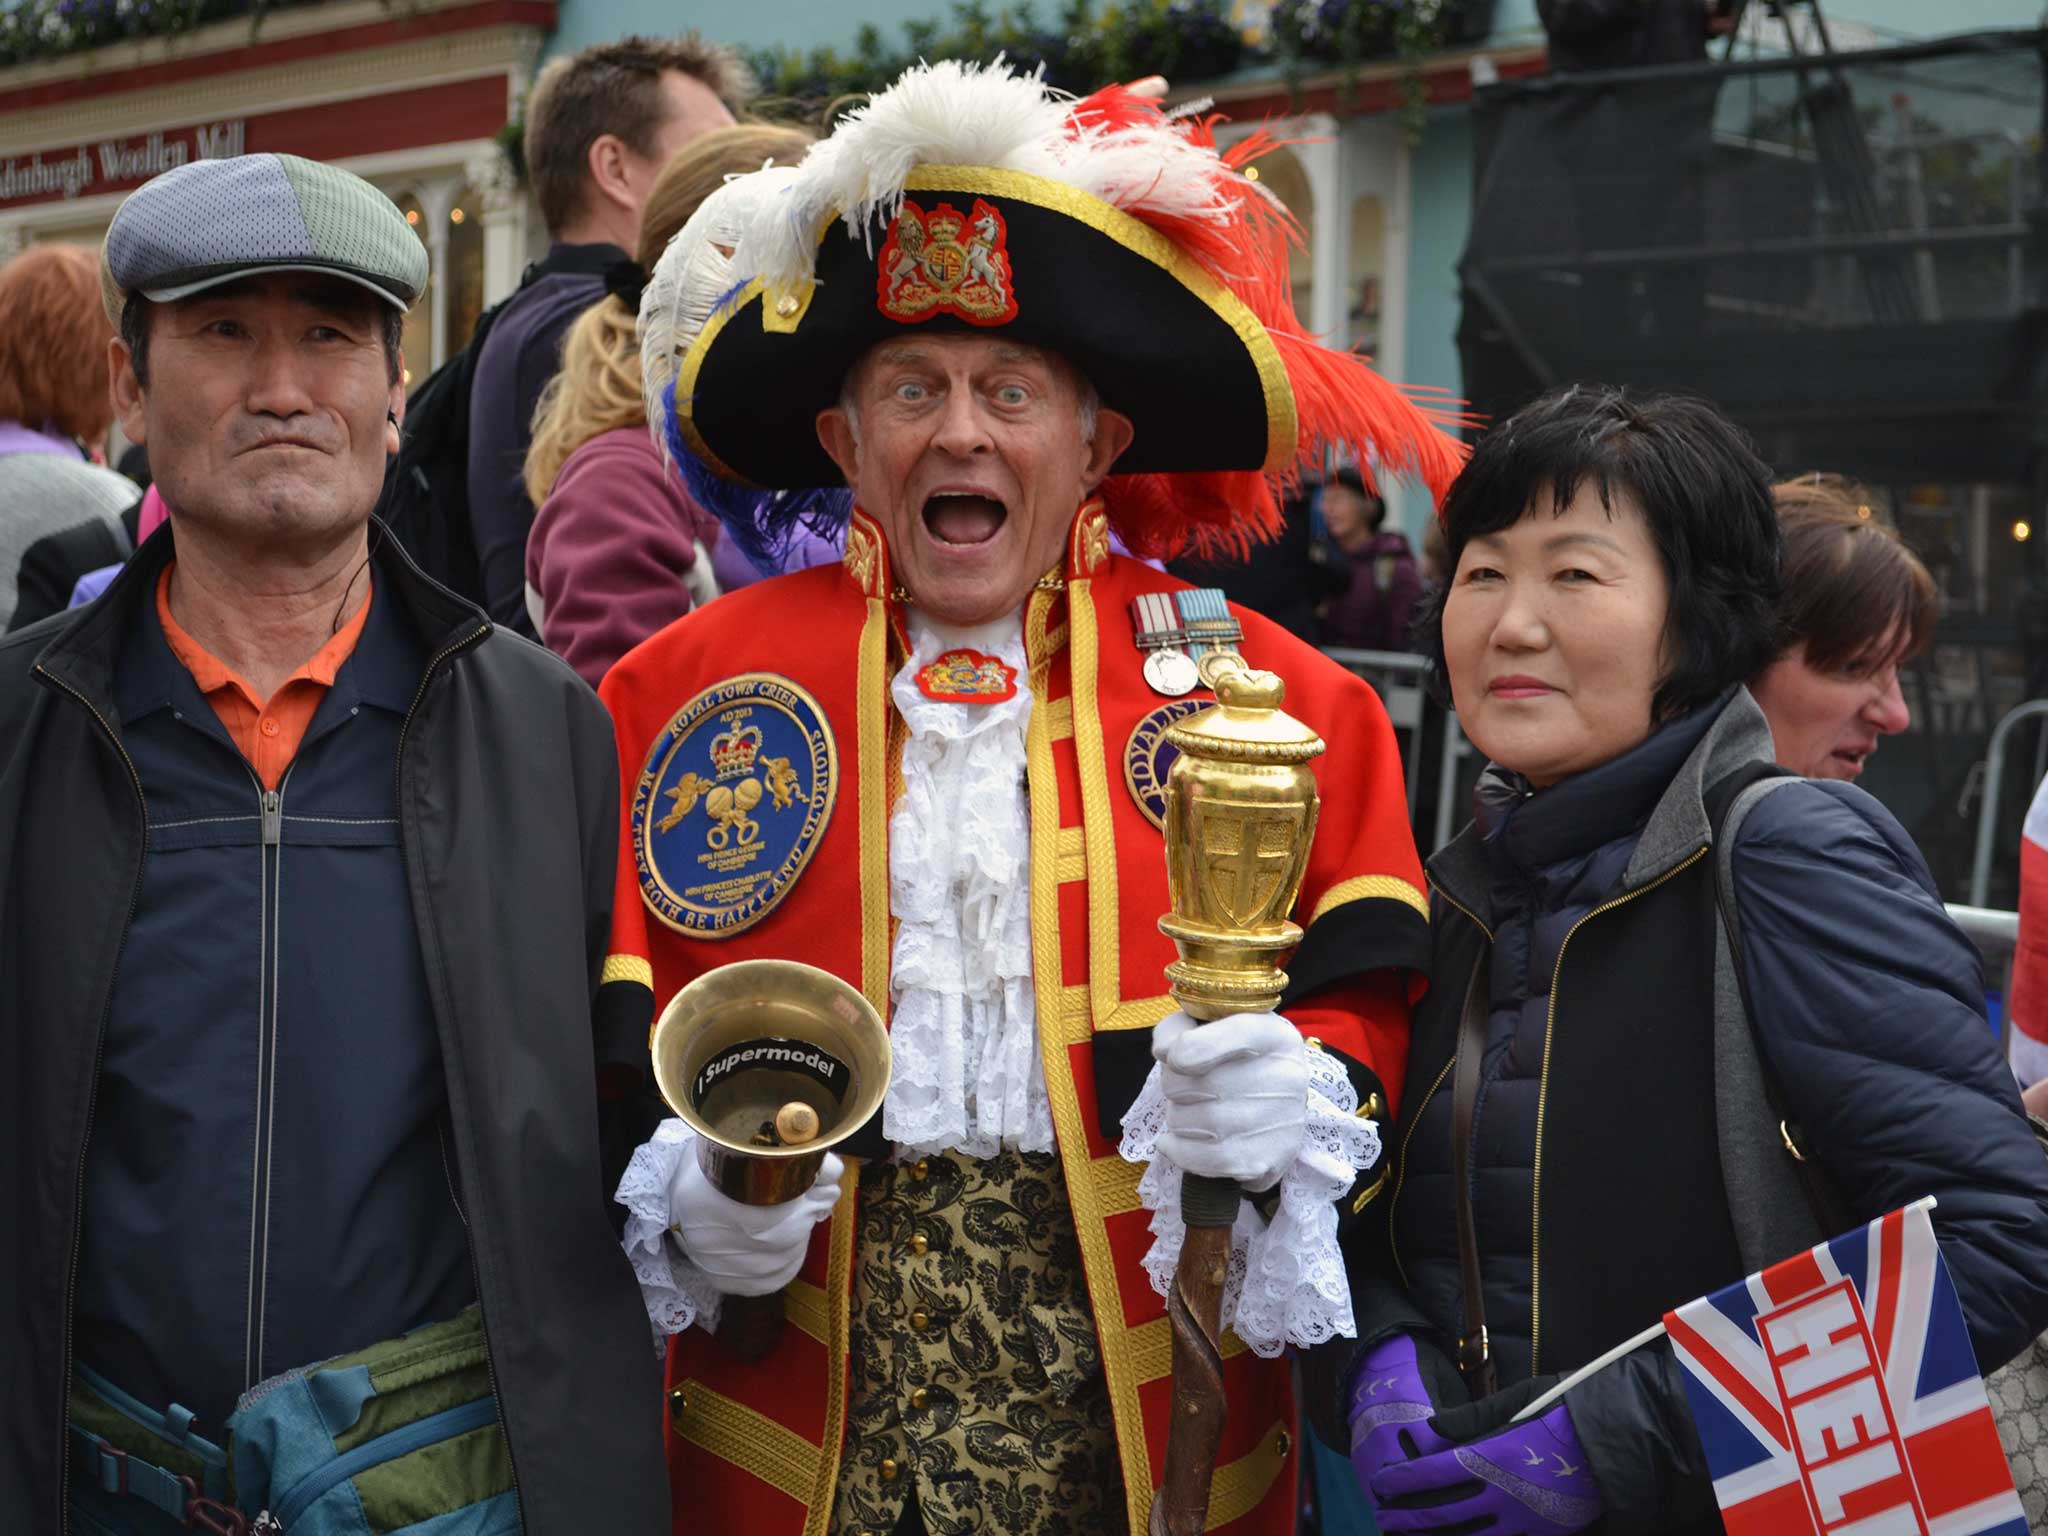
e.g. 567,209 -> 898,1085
1367,1383 -> 1604,1536
1346,1333 -> 1463,1489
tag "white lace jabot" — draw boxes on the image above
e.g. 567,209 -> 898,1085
884,608 -> 1053,1157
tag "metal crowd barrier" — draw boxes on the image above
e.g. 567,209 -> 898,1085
1318,647 -> 1468,854
1969,699 -> 2048,909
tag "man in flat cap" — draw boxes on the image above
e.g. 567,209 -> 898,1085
0,155 -> 669,1533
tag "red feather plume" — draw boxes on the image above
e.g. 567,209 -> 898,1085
1063,87 -> 1474,561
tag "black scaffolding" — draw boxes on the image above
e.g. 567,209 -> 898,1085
1458,25 -> 2048,896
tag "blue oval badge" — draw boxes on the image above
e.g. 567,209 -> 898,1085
1123,698 -> 1211,831
632,674 -> 837,937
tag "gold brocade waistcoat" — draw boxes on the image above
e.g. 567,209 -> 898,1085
830,1149 -> 1126,1536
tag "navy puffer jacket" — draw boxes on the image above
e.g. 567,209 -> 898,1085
1398,702 -> 1723,1385
1330,691 -> 2048,1528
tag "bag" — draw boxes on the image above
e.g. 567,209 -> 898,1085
375,338 -> 491,605
375,244 -> 616,605
69,1309 -> 516,1535
229,1307 -> 515,1535
1708,765 -> 2048,1524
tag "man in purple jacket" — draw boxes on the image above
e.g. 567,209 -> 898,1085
466,34 -> 747,635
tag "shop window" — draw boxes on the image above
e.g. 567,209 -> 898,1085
1349,194 -> 1385,354
442,186 -> 484,363
1251,146 -> 1315,324
392,190 -> 431,390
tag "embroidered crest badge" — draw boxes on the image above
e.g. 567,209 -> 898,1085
876,197 -> 1019,326
1123,698 -> 1212,830
915,648 -> 1019,704
632,675 -> 837,937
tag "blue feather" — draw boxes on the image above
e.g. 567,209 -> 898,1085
664,374 -> 853,575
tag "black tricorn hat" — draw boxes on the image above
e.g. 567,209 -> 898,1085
675,164 -> 1297,491
645,60 -> 1466,565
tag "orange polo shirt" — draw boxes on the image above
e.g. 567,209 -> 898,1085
156,565 -> 374,790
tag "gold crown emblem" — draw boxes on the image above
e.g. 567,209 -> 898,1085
710,723 -> 763,780
926,209 -> 964,242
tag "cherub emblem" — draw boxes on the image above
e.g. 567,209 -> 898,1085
657,771 -> 711,833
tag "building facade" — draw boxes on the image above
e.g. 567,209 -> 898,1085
0,0 -> 552,388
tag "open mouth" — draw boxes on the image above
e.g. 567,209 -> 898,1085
1830,746 -> 1872,775
921,492 -> 1008,547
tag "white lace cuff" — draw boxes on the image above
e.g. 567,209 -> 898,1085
1118,1044 -> 1382,1358
615,1118 -> 725,1354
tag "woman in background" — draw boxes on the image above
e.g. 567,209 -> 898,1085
523,122 -> 811,687
0,244 -> 140,631
1750,473 -> 1936,782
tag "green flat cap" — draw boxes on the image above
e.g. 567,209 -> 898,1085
104,153 -> 428,314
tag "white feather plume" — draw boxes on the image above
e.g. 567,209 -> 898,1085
638,164 -> 803,464
745,57 -> 1254,293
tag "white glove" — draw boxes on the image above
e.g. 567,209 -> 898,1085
1152,1011 -> 1309,1192
666,1152 -> 843,1297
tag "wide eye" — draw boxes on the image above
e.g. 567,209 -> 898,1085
894,380 -> 930,403
994,384 -> 1029,406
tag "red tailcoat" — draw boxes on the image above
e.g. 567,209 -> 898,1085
599,504 -> 1429,1534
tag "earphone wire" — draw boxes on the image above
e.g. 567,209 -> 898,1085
332,517 -> 385,635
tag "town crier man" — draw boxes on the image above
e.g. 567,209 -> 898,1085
600,61 -> 1466,1536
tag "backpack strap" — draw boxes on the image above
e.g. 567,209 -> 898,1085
1705,764 -> 1850,1269
69,1363 -> 243,1532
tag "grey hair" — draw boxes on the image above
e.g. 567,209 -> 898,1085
838,374 -> 1100,449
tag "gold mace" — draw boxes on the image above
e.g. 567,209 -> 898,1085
1150,653 -> 1324,1536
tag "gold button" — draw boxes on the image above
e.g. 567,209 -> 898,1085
909,1310 -> 929,1330
775,293 -> 801,316
910,1387 -> 929,1409
667,1386 -> 688,1429
909,1233 -> 929,1256
910,1159 -> 929,1181
880,1457 -> 900,1482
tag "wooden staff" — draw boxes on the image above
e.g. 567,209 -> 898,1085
1150,655 -> 1325,1535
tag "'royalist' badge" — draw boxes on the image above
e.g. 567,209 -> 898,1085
632,674 -> 837,937
1123,698 -> 1211,830
916,647 -> 1019,704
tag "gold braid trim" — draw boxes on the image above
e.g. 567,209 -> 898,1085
1068,577 -> 1123,1031
1207,1421 -> 1293,1528
671,1379 -> 818,1508
784,1279 -> 829,1344
1309,874 -> 1430,926
1024,585 -> 1155,1532
599,953 -> 652,990
1126,1313 -> 1250,1386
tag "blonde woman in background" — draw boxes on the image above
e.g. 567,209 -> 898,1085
524,122 -> 810,687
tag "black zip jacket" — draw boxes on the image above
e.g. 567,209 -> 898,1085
0,526 -> 670,1533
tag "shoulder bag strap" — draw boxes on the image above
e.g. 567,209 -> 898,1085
1710,770 -> 1849,1234
1451,950 -> 1499,1396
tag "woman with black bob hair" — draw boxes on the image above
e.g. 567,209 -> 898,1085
1321,385 -> 2048,1532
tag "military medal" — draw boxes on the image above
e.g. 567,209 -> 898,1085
1132,589 -> 1244,697
1143,648 -> 1199,697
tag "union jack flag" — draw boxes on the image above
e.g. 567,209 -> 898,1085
1664,1199 -> 2023,1536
